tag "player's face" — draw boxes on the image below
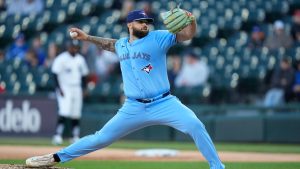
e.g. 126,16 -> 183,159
131,20 -> 149,38
68,46 -> 79,56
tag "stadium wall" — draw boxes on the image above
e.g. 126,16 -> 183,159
0,96 -> 57,137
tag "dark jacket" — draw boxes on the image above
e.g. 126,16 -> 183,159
271,67 -> 295,91
291,23 -> 300,41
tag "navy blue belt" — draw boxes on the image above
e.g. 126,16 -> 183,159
136,91 -> 170,103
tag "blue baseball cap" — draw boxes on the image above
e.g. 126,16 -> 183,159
126,10 -> 154,23
252,26 -> 261,32
67,39 -> 80,47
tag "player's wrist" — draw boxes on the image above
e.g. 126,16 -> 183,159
86,35 -> 91,41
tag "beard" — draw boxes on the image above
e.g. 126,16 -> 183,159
132,26 -> 149,38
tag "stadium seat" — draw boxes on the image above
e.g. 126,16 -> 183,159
42,10 -> 66,30
46,0 -> 70,10
19,81 -> 36,95
67,1 -> 93,21
174,85 -> 210,104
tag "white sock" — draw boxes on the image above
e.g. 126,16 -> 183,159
72,126 -> 80,138
56,124 -> 64,136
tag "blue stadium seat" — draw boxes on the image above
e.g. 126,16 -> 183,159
21,14 -> 45,33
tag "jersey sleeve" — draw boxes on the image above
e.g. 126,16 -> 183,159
114,38 -> 123,56
114,40 -> 119,54
154,30 -> 177,51
51,56 -> 62,74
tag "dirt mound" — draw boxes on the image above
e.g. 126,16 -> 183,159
0,164 -> 71,169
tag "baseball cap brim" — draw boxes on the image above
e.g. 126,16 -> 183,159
134,18 -> 154,23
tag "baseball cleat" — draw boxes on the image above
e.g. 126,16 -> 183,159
25,154 -> 57,167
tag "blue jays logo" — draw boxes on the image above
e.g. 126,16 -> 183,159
140,11 -> 146,16
141,64 -> 153,74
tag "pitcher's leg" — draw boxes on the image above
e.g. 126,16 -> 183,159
185,117 -> 225,169
149,96 -> 225,169
56,110 -> 148,162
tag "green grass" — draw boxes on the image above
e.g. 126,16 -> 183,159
1,160 -> 300,169
1,137 -> 300,154
109,141 -> 300,154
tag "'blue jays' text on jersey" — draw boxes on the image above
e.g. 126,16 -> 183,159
115,30 -> 177,99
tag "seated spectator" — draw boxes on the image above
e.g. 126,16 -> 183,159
81,42 -> 98,73
32,36 -> 46,66
0,0 -> 6,12
6,33 -> 28,60
22,0 -> 43,15
45,42 -> 60,68
264,20 -> 293,50
111,0 -> 122,10
0,82 -> 5,93
175,52 -> 209,88
167,54 -> 181,90
263,57 -> 295,107
292,60 -> 300,101
7,0 -> 43,15
118,0 -> 135,24
24,49 -> 39,67
6,0 -> 23,15
0,50 -> 5,63
248,26 -> 265,49
0,74 -> 5,93
291,10 -> 300,45
95,48 -> 119,81
141,1 -> 157,21
80,42 -> 99,85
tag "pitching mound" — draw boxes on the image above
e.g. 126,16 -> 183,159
0,164 -> 72,169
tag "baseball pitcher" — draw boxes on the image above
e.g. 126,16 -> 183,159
26,7 -> 225,169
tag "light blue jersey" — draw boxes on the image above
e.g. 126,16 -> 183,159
115,30 -> 176,99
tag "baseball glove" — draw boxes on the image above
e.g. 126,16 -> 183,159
160,6 -> 195,34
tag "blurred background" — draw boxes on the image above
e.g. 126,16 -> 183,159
0,0 -> 300,143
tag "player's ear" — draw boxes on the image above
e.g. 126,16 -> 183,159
127,23 -> 132,29
127,23 -> 132,33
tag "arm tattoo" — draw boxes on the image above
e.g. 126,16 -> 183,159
87,35 -> 117,52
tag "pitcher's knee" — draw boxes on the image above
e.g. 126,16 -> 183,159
88,131 -> 115,148
185,119 -> 205,133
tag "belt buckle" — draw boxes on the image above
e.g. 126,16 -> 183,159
143,99 -> 152,103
